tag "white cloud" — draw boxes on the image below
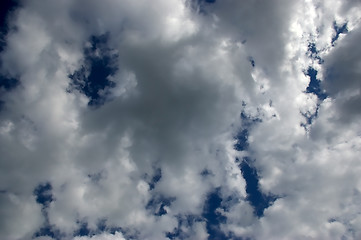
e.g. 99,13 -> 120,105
0,193 -> 43,240
73,232 -> 126,240
1,0 -> 361,239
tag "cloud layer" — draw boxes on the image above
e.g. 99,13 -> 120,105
1,0 -> 361,239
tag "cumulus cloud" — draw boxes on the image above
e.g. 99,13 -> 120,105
322,25 -> 361,122
0,0 -> 361,239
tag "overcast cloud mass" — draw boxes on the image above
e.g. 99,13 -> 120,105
1,0 -> 361,239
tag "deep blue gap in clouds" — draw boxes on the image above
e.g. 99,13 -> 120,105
201,189 -> 249,240
165,216 -> 186,240
164,190 -> 231,239
68,34 -> 117,106
33,214 -> 64,240
234,129 -> 249,152
74,222 -> 91,237
234,113 -> 278,217
146,194 -> 176,216
240,158 -> 278,217
97,219 -> 135,238
71,218 -> 136,239
307,42 -> 324,64
303,43 -> 327,127
166,214 -> 204,239
195,0 -> 216,5
39,219 -> 118,240
0,75 -> 19,90
33,182 -> 54,208
305,67 -> 328,101
34,225 -> 63,240
202,188 -> 228,240
33,182 -> 64,240
308,42 -> 317,55
0,0 -> 19,52
146,168 -> 176,217
86,219 -> 133,239
191,0 -> 216,15
0,0 -> 20,94
149,167 -> 162,190
300,109 -> 319,128
331,21 -> 348,45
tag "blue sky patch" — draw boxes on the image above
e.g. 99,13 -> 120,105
240,109 -> 262,127
33,182 -> 53,208
332,21 -> 348,45
146,194 -> 175,216
194,0 -> 216,5
148,167 -> 162,190
33,182 -> 63,239
240,159 -> 277,217
190,0 -> 216,15
235,110 -> 277,218
0,0 -> 20,105
166,214 -> 204,239
2,1 -> 360,239
96,219 -> 124,235
234,129 -> 249,151
307,42 -> 324,64
0,0 -> 19,52
34,224 -> 63,240
301,109 -> 319,128
0,75 -> 19,91
68,34 -> 118,106
305,67 -> 328,101
73,219 -> 132,239
202,188 -> 228,239
74,221 -> 91,237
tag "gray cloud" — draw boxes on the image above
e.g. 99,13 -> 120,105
323,25 -> 361,122
1,0 -> 361,239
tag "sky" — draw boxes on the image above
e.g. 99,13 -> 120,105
0,0 -> 361,239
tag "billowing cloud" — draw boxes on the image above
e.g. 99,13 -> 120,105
1,0 -> 361,239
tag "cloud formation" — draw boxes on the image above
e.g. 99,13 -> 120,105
1,0 -> 361,239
